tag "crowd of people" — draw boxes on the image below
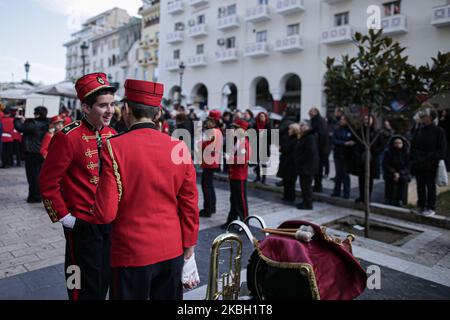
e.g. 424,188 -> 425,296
1,99 -> 449,216
0,72 -> 449,301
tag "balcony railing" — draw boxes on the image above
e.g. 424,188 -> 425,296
274,35 -> 304,52
244,42 -> 270,58
381,14 -> 408,35
139,58 -> 149,66
189,0 -> 208,7
215,49 -> 240,62
187,24 -> 208,38
149,37 -> 159,47
187,54 -> 207,67
432,5 -> 450,27
167,1 -> 184,15
320,25 -> 354,45
276,0 -> 305,15
166,59 -> 182,71
245,5 -> 271,23
217,15 -> 240,31
140,41 -> 150,49
166,31 -> 184,44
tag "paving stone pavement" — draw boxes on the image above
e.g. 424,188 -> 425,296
1,166 -> 450,299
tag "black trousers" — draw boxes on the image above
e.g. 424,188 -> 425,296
12,141 -> 22,166
254,163 -> 268,182
333,156 -> 350,197
283,177 -> 297,201
201,168 -> 216,214
226,179 -> 249,224
358,174 -> 374,202
384,178 -> 408,206
313,154 -> 328,189
63,219 -> 111,300
416,171 -> 437,210
111,255 -> 184,300
24,152 -> 44,201
1,142 -> 13,167
299,175 -> 313,206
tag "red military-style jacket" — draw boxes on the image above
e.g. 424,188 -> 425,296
39,119 -> 116,223
1,117 -> 14,143
92,122 -> 199,267
228,137 -> 251,180
40,132 -> 53,158
201,127 -> 222,169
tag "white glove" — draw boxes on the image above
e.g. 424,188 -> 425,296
182,253 -> 200,289
59,213 -> 76,229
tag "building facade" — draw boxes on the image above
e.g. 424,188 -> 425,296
64,7 -> 132,82
90,17 -> 142,96
138,0 -> 161,82
158,0 -> 450,119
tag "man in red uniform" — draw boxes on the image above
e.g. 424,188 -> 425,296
200,110 -> 223,218
92,79 -> 199,300
39,72 -> 117,300
223,118 -> 251,229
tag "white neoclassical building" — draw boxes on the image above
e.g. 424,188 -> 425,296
158,0 -> 450,119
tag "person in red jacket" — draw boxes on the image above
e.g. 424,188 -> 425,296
1,109 -> 14,168
60,106 -> 72,126
40,115 -> 64,159
200,110 -> 223,218
39,72 -> 117,300
92,79 -> 199,300
223,118 -> 251,229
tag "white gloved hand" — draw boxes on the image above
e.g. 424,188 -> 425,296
182,253 -> 200,289
59,213 -> 76,229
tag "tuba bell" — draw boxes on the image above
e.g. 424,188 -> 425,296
205,218 -> 265,300
205,232 -> 243,300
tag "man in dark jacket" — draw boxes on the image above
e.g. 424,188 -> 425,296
295,120 -> 319,210
309,107 -> 330,193
14,106 -> 49,203
331,115 -> 354,199
411,107 -> 447,216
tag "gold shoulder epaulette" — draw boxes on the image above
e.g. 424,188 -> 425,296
62,121 -> 81,135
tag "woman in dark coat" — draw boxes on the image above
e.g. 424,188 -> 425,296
276,108 -> 297,186
295,120 -> 319,210
382,135 -> 411,206
253,112 -> 271,184
279,123 -> 300,202
349,115 -> 384,203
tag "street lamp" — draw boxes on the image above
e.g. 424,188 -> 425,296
80,41 -> 89,75
178,61 -> 185,95
24,61 -> 30,81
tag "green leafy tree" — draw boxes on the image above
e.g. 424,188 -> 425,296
324,29 -> 446,237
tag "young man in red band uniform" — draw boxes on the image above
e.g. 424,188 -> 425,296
39,72 -> 117,300
92,79 -> 199,300
200,110 -> 223,218
223,118 -> 251,229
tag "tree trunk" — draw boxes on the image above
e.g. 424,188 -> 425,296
364,145 -> 371,238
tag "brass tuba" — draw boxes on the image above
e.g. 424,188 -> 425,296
205,232 -> 243,300
205,217 -> 266,300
